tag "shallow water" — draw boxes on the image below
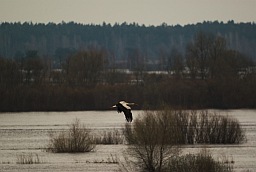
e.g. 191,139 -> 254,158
0,110 -> 255,172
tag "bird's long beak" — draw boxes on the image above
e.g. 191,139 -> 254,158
111,105 -> 117,108
128,103 -> 138,106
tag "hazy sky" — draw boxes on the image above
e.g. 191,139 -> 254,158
1,0 -> 255,26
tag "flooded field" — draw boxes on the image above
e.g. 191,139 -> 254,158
0,110 -> 255,172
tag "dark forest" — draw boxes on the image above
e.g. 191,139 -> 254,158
0,21 -> 256,111
1,21 -> 256,60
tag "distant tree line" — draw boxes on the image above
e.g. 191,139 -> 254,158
0,31 -> 255,111
0,21 -> 256,68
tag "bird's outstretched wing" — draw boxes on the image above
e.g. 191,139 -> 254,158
123,109 -> 133,122
119,101 -> 131,110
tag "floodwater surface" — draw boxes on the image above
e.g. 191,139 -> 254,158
0,110 -> 255,172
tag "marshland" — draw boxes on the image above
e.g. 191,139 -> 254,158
1,19 -> 256,172
0,110 -> 255,172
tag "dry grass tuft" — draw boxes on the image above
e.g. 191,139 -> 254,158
16,153 -> 42,164
93,129 -> 125,144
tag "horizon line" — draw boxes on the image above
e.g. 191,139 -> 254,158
1,20 -> 256,27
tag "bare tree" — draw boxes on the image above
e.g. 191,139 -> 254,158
124,110 -> 181,172
127,48 -> 145,85
0,58 -> 21,88
65,49 -> 106,86
186,32 -> 214,79
208,36 -> 227,79
23,51 -> 45,84
169,48 -> 184,79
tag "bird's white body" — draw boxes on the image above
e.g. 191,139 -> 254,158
119,101 -> 131,109
112,101 -> 136,122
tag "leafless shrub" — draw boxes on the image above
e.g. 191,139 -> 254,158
168,149 -> 233,172
47,119 -> 95,153
155,110 -> 246,144
123,109 -> 181,172
179,111 -> 246,144
118,153 -> 139,172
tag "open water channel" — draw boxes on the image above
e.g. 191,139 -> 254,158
0,110 -> 255,172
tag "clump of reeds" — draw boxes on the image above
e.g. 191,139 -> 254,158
16,153 -> 42,164
94,129 -> 125,144
47,119 -> 95,153
168,149 -> 233,172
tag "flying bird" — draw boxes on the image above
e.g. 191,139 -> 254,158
112,101 -> 136,122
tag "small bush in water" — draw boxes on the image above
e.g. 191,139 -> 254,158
123,110 -> 181,172
47,119 -> 95,153
168,149 -> 233,172
173,110 -> 246,144
124,110 -> 245,145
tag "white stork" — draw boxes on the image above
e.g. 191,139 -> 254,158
112,101 -> 136,122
